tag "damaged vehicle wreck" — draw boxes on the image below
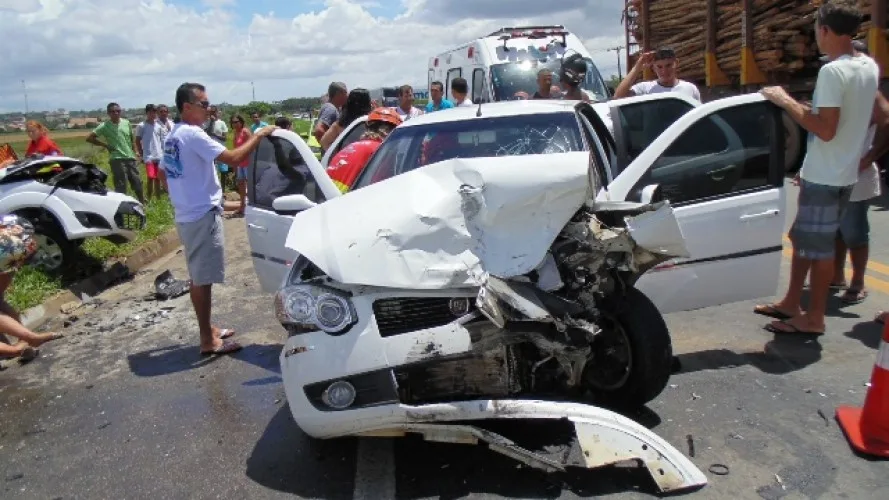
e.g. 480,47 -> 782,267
247,94 -> 787,494
275,153 -> 707,493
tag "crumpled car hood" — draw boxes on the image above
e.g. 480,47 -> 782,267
284,152 -> 594,289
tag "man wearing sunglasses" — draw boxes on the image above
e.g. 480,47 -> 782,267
161,82 -> 276,356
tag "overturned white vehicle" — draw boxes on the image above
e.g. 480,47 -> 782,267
248,95 -> 787,494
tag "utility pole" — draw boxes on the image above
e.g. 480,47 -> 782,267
251,81 -> 255,101
606,46 -> 625,79
22,80 -> 29,116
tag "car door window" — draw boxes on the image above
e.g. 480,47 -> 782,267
630,101 -> 780,206
614,98 -> 694,166
249,137 -> 326,210
330,122 -> 367,160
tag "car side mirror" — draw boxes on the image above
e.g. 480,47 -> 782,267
273,194 -> 317,215
639,184 -> 664,204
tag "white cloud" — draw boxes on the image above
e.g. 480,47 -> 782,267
0,0 -> 41,14
0,0 -> 626,112
202,0 -> 235,8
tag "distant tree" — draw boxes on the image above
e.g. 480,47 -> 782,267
240,101 -> 273,118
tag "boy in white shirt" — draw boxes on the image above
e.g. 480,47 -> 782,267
756,0 -> 882,335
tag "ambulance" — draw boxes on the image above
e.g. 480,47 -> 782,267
428,25 -> 611,103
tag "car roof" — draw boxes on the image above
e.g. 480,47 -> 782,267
399,100 -> 579,128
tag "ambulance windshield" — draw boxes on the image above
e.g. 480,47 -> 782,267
490,58 -> 608,102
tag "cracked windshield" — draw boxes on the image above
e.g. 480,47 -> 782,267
3,0 -> 889,499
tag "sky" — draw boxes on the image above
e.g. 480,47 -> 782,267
0,0 -> 626,113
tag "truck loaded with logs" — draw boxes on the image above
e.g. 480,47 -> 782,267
624,0 -> 889,172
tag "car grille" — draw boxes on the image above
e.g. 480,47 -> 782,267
372,297 -> 474,337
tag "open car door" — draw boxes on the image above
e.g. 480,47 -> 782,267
601,93 -> 787,314
245,130 -> 341,293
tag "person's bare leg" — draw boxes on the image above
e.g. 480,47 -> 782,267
757,252 -> 809,317
146,177 -> 155,201
803,258 -> 834,330
0,340 -> 31,358
832,237 -> 848,287
190,283 -> 218,352
0,313 -> 61,347
237,179 -> 247,214
843,244 -> 869,301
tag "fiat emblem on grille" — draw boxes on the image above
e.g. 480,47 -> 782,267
448,298 -> 470,316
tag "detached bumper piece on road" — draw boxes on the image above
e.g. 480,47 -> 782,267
353,400 -> 708,494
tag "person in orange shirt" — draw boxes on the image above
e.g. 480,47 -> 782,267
24,121 -> 63,157
0,121 -> 63,170
327,107 -> 402,193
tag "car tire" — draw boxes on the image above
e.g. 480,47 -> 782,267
30,220 -> 75,275
582,286 -> 673,410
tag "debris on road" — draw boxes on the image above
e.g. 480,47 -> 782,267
774,473 -> 785,490
687,434 -> 695,457
817,409 -> 829,426
708,464 -> 729,476
153,270 -> 191,300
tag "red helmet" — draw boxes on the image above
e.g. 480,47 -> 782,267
367,107 -> 403,127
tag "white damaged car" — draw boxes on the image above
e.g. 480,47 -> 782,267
243,95 -> 788,493
0,155 -> 146,273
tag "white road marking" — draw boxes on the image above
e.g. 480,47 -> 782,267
353,437 -> 396,500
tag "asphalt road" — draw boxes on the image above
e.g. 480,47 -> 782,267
2,181 -> 889,499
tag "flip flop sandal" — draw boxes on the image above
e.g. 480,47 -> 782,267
217,328 -> 235,339
200,339 -> 242,356
763,320 -> 824,336
753,304 -> 794,320
840,289 -> 868,305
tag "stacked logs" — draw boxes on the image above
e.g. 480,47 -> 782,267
627,0 -> 886,84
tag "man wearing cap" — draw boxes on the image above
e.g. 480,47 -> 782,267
613,47 -> 701,101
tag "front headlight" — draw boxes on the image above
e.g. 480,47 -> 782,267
274,284 -> 357,335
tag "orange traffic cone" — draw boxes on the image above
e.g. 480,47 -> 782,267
836,320 -> 889,458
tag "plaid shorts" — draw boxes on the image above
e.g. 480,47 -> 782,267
789,179 -> 853,260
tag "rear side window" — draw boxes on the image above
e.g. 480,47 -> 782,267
352,112 -> 584,190
249,137 -> 325,209
614,98 -> 694,164
328,122 -> 367,163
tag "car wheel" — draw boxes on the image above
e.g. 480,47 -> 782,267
582,286 -> 673,409
30,221 -> 74,274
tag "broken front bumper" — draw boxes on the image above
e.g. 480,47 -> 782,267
349,399 -> 706,494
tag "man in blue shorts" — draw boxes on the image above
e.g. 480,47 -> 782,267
162,82 -> 276,355
755,0 -> 883,335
